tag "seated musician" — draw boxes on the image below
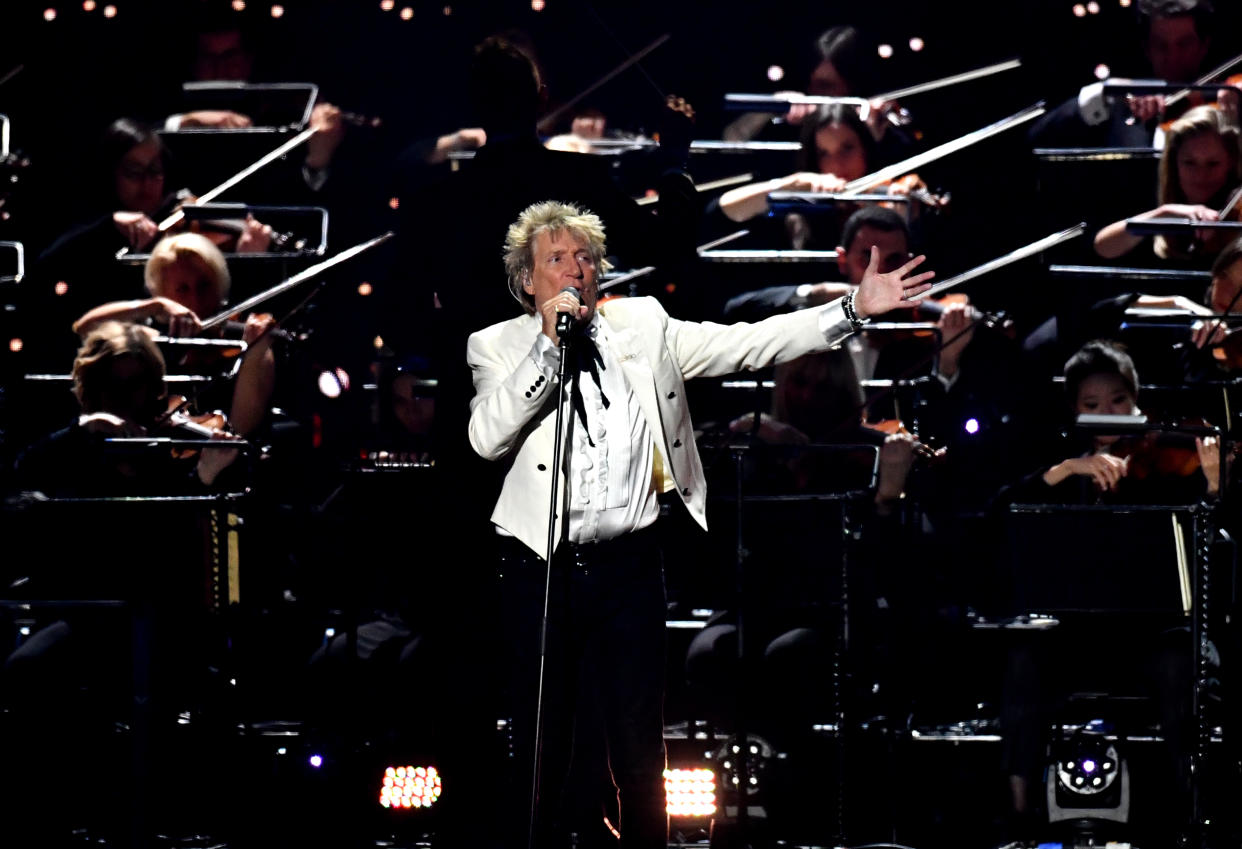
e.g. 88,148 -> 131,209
723,24 -> 910,157
992,338 -> 1222,837
1093,105 -> 1241,266
1029,0 -> 1218,148
72,233 -> 277,437
711,104 -> 936,251
12,320 -> 241,497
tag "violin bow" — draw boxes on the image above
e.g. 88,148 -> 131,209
536,32 -> 671,134
907,223 -> 1087,303
1219,184 -> 1242,221
1164,49 -> 1242,111
116,125 -> 317,259
840,102 -> 1046,196
199,230 -> 393,332
870,57 -> 1022,101
723,59 -> 1023,113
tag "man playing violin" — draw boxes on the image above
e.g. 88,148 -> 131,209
1030,0 -> 1226,148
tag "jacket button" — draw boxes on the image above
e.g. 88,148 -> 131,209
537,464 -> 547,471
681,487 -> 691,496
524,391 -> 531,398
667,391 -> 676,399
673,439 -> 681,448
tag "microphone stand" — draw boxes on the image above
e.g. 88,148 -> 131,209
528,325 -> 574,849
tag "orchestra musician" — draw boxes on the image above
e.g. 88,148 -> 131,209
71,232 -> 278,438
993,339 -> 1221,840
1093,105 -> 1241,265
1029,0 -> 1220,148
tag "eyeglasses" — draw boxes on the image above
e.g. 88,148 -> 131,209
117,163 -> 165,182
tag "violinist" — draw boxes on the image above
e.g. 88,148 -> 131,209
992,339 -> 1219,838
1093,105 -> 1241,265
12,320 -> 241,497
71,233 -> 277,438
711,103 -> 938,252
723,24 -> 910,158
1029,0 -> 1217,148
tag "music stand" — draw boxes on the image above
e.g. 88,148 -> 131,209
706,440 -> 878,847
0,480 -> 248,847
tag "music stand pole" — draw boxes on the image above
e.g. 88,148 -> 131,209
527,333 -> 573,849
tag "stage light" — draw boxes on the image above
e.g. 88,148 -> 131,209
309,754 -> 324,768
373,335 -> 385,349
909,37 -> 925,52
82,0 -> 96,11
877,44 -> 894,59
379,765 -> 442,810
270,4 -> 284,18
54,281 -> 68,296
43,8 -> 57,21
232,0 -> 245,9
664,767 -> 716,817
1119,0 -> 1131,6
531,0 -> 545,9
103,4 -> 116,16
1095,63 -> 1111,80
767,65 -> 784,82
964,417 -> 980,434
1087,1 -> 1100,12
1047,726 -> 1129,826
9,338 -> 22,353
357,282 -> 373,296
380,0 -> 394,8
442,5 -> 452,15
389,196 -> 400,209
400,6 -> 413,19
1073,3 -> 1087,16
318,370 -> 345,398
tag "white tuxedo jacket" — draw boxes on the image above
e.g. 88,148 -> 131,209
467,296 -> 854,557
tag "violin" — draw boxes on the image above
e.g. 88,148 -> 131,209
1106,430 -> 1202,481
873,172 -> 950,212
156,395 -> 233,459
861,416 -> 944,462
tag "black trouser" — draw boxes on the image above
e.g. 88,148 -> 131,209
498,526 -> 668,849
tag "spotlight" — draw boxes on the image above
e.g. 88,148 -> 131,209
318,369 -> 351,398
9,338 -> 22,353
664,767 -> 716,818
309,754 -> 324,768
54,281 -> 68,296
531,0 -> 545,9
357,282 -> 373,297
103,3 -> 115,15
400,6 -> 413,19
82,0 -> 95,11
877,44 -> 894,59
1119,0 -> 1131,6
43,8 -> 57,21
1087,0 -> 1100,12
379,765 -> 442,810
1047,726 -> 1129,825
1073,3 -> 1087,16
442,5 -> 451,14
1095,63 -> 1111,80
270,4 -> 284,18
964,417 -> 980,435
380,0 -> 394,8
389,196 -> 400,209
908,36 -> 925,52
767,64 -> 784,82
232,0 -> 245,9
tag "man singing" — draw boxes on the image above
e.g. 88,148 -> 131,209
467,200 -> 933,848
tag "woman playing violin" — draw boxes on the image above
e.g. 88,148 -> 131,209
71,233 -> 277,437
713,104 -> 941,250
1094,105 -> 1241,265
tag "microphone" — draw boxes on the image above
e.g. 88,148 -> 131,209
556,286 -> 581,340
